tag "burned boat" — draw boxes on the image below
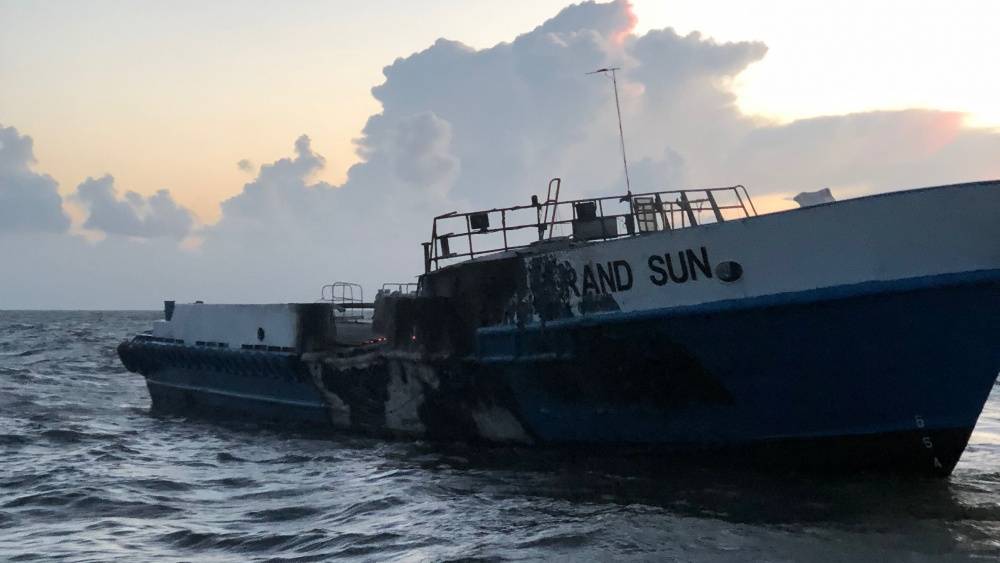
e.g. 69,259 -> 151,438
118,179 -> 1000,476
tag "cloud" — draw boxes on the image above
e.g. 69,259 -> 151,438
390,112 -> 460,193
345,111 -> 459,205
0,124 -> 71,234
722,110 -> 1000,195
237,159 -> 256,174
533,0 -> 637,39
357,0 -> 778,208
362,2 -> 630,206
73,175 -> 195,239
216,135 -> 336,232
2,0 -> 999,308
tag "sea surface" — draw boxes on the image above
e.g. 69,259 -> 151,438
1,310 -> 998,562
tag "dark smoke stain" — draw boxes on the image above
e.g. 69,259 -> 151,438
527,324 -> 733,409
320,360 -> 389,430
577,293 -> 621,315
526,255 -> 576,323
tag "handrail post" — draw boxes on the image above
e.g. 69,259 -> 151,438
465,215 -> 475,259
679,192 -> 698,227
627,192 -> 637,236
706,190 -> 725,223
597,200 -> 607,240
738,185 -> 757,215
501,209 -> 508,250
733,189 -> 747,219
547,178 -> 561,239
654,193 -> 671,231
532,194 -> 544,241
422,242 -> 432,273
430,218 -> 439,266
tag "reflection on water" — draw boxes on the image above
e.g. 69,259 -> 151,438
1,311 -> 998,561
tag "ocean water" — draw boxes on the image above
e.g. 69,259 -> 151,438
1,310 -> 998,562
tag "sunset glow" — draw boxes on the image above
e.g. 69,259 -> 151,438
3,1 -> 998,224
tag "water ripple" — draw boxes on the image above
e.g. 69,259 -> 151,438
0,310 -> 998,561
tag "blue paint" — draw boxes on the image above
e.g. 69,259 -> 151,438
476,271 -> 1000,447
129,346 -> 331,426
146,377 -> 331,425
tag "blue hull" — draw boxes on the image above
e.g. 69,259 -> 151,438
118,345 -> 331,427
477,271 -> 1000,465
119,270 -> 1000,475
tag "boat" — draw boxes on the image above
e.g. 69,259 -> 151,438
118,178 -> 1000,477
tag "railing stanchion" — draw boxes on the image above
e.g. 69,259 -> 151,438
734,188 -> 750,218
547,178 -> 562,239
706,190 -> 725,223
465,215 -> 475,259
738,185 -> 757,215
501,210 -> 508,250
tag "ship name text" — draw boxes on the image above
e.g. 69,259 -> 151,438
565,246 -> 713,296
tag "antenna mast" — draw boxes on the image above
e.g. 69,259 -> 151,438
587,67 -> 631,194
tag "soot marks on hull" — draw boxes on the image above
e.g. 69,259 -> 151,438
526,255 -> 576,323
519,325 -> 733,409
309,354 -> 536,445
421,255 -> 527,349
318,357 -> 390,432
577,292 -> 621,315
419,360 -> 535,444
523,255 -> 624,318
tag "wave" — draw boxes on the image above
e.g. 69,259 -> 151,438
1,311 -> 999,561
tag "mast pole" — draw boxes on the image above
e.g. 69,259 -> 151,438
588,66 -> 635,229
587,67 -> 631,195
609,68 -> 631,194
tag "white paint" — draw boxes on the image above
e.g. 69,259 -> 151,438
308,359 -> 351,428
152,303 -> 311,349
383,361 -> 430,435
528,182 -> 1000,317
470,404 -> 533,444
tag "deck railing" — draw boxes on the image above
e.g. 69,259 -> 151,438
319,282 -> 369,319
423,181 -> 756,272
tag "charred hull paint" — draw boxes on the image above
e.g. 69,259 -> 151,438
119,270 -> 999,477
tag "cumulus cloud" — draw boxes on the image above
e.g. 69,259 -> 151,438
0,124 -> 70,234
390,112 -> 459,192
216,135 -> 335,231
345,111 -> 459,205
2,0 -> 999,308
73,175 -> 195,239
353,0 -> 776,209
723,110 -> 1000,193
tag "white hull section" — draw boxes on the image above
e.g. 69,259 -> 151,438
526,181 -> 1000,318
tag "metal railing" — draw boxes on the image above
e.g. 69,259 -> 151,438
379,282 -> 418,295
423,181 -> 756,272
319,282 -> 369,320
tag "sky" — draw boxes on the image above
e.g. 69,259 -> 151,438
1,0 -> 998,309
